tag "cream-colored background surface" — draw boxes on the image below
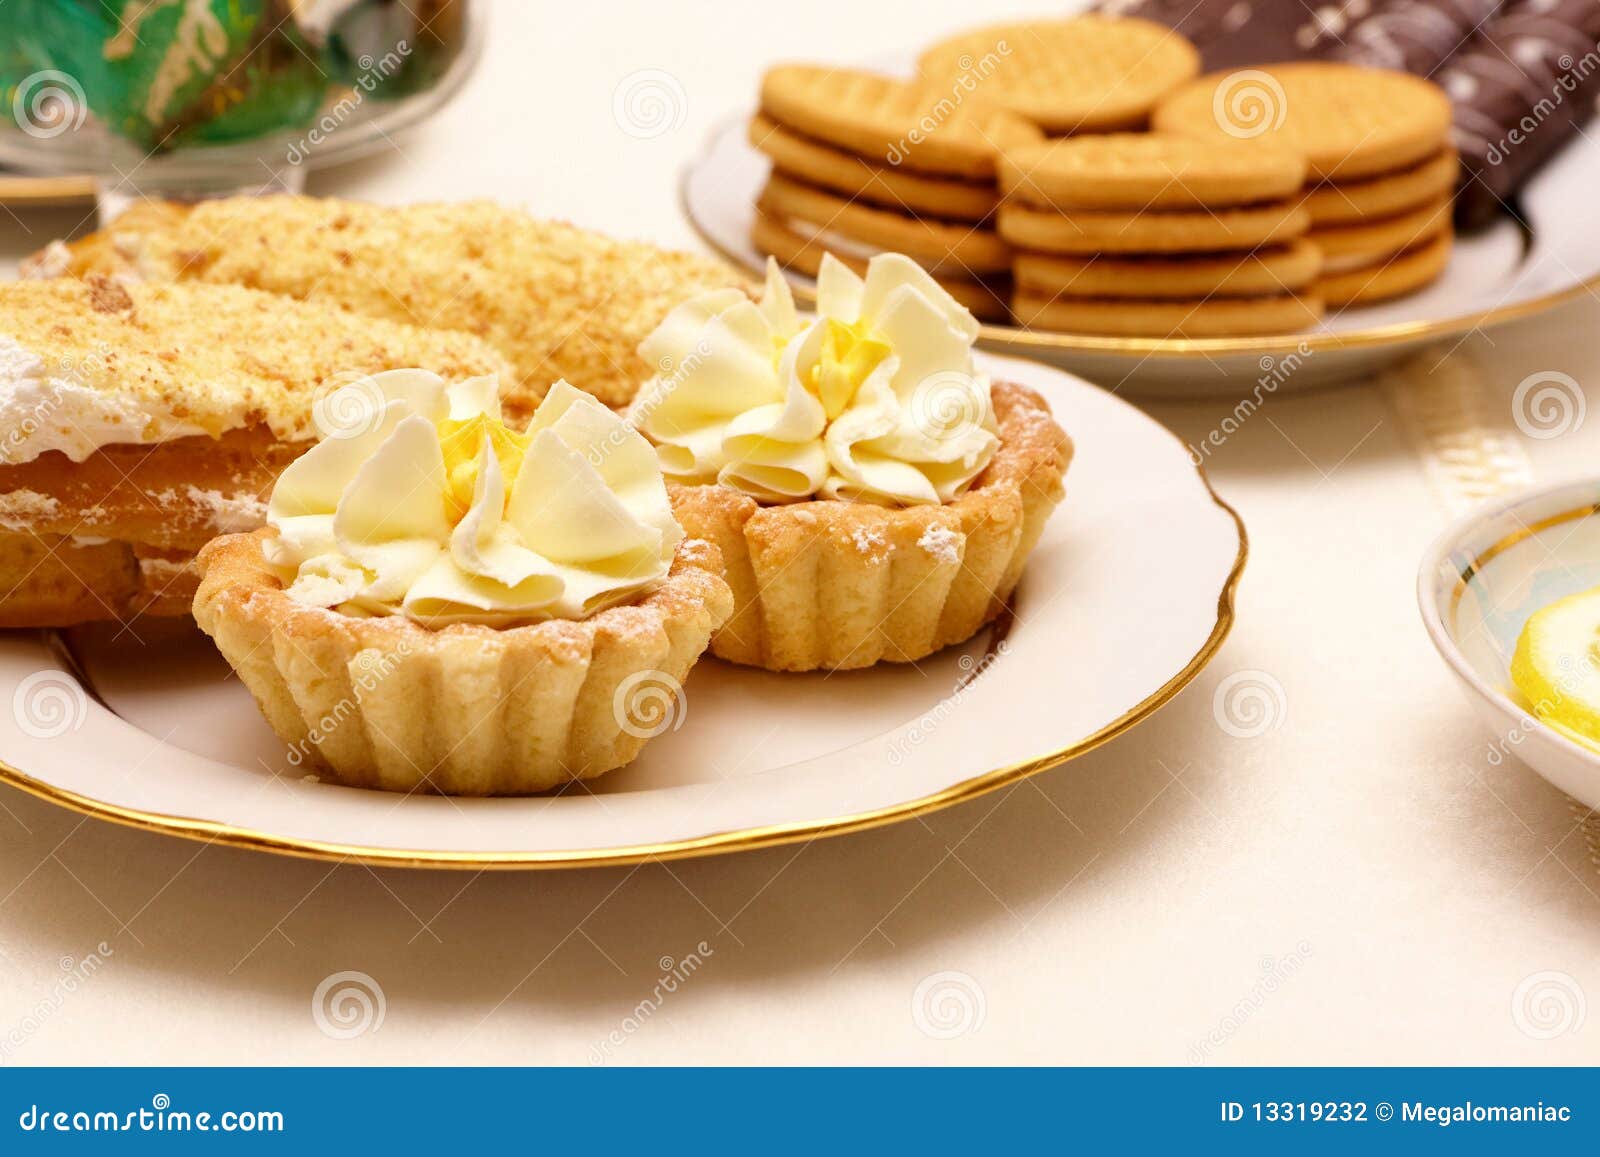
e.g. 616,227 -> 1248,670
1,0 -> 1596,1065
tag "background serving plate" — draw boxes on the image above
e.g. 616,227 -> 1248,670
684,113 -> 1600,399
0,354 -> 1244,869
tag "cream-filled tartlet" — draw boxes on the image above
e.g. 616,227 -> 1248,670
193,371 -> 732,795
632,254 -> 1071,671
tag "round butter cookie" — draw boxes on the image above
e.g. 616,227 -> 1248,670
748,114 -> 999,222
759,64 -> 1041,178
1013,291 -> 1324,337
919,16 -> 1200,133
1318,229 -> 1453,306
750,212 -> 1011,322
1013,240 -> 1321,300
1153,63 -> 1452,181
1001,133 -> 1306,211
997,200 -> 1310,255
1302,150 -> 1459,226
1307,197 -> 1451,270
759,173 -> 1012,273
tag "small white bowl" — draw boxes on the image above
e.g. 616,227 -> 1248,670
1418,476 -> 1600,810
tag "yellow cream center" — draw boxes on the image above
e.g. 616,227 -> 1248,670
809,318 -> 891,420
437,413 -> 530,519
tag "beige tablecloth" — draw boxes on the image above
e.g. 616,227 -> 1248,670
0,0 -> 1595,1066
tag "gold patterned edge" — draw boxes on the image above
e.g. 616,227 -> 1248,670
683,115 -> 1600,359
0,372 -> 1248,873
1447,501 -> 1600,617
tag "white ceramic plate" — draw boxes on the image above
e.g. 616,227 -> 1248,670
684,114 -> 1600,399
1419,477 -> 1600,812
0,355 -> 1244,868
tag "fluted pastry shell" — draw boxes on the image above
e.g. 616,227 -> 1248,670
669,381 -> 1070,672
192,530 -> 734,796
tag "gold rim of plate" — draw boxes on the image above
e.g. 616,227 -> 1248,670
0,450 -> 1245,870
1449,501 -> 1600,614
682,117 -> 1600,359
0,173 -> 96,206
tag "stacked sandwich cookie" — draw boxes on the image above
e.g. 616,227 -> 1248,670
998,134 -> 1322,337
917,15 -> 1200,133
1155,63 -> 1456,307
748,64 -> 1041,321
1104,0 -> 1599,230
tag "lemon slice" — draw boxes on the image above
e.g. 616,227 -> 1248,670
1511,586 -> 1600,748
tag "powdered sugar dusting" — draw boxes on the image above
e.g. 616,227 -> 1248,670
137,556 -> 192,580
152,487 -> 268,533
851,525 -> 889,563
918,524 -> 962,565
0,489 -> 61,530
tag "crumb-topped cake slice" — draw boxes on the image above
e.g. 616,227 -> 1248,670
27,196 -> 742,408
0,278 -> 513,628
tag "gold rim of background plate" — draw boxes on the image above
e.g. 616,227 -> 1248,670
0,373 -> 1248,874
685,116 -> 1600,359
0,173 -> 96,206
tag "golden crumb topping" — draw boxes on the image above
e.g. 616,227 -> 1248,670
84,197 -> 742,408
0,278 -> 515,447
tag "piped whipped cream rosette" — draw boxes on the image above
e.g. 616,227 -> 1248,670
264,369 -> 683,627
631,253 -> 1072,673
192,371 -> 733,796
634,255 -> 999,507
